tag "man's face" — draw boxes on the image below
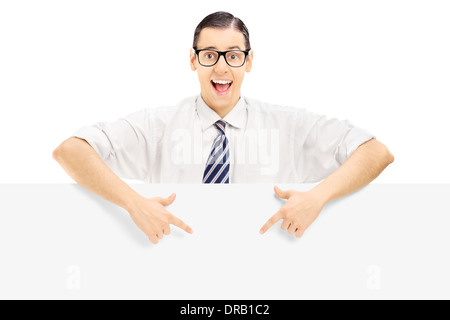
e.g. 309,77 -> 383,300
190,27 -> 253,116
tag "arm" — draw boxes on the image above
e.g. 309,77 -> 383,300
259,138 -> 394,237
311,138 -> 394,203
53,137 -> 193,244
53,137 -> 142,212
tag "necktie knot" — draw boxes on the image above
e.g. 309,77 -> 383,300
215,120 -> 226,135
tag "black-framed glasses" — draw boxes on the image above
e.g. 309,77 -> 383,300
193,48 -> 250,68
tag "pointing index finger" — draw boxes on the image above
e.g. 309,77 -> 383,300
169,215 -> 193,234
259,211 -> 283,234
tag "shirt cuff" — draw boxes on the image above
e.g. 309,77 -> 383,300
337,127 -> 375,164
71,125 -> 112,161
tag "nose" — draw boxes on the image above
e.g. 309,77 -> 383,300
213,55 -> 229,73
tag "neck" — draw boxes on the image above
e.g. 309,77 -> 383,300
203,95 -> 240,119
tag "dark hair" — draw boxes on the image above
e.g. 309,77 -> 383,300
193,11 -> 251,51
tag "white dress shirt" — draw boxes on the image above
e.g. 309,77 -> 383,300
72,94 -> 375,183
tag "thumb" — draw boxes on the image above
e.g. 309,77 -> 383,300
159,193 -> 176,206
274,185 -> 289,199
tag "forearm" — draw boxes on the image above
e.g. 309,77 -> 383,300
53,137 -> 142,212
311,138 -> 394,204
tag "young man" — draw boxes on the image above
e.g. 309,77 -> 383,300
53,11 -> 394,244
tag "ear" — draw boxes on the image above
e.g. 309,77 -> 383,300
245,50 -> 253,73
190,48 -> 197,71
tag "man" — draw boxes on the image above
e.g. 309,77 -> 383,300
53,11 -> 394,244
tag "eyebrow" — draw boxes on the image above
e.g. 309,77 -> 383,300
202,46 -> 242,50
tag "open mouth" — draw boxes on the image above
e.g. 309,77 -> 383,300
211,79 -> 233,96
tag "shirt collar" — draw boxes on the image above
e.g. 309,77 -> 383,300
195,94 -> 247,132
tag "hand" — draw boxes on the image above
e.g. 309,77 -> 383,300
127,193 -> 193,244
259,186 -> 326,238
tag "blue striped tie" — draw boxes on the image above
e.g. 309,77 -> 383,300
202,120 -> 230,183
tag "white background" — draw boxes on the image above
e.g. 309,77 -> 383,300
0,0 -> 449,183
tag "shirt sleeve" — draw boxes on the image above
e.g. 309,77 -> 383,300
71,108 -> 152,181
294,108 -> 375,182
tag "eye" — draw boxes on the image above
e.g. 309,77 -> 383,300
202,51 -> 217,60
229,54 -> 237,60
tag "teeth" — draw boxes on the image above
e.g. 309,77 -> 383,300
212,80 -> 232,84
